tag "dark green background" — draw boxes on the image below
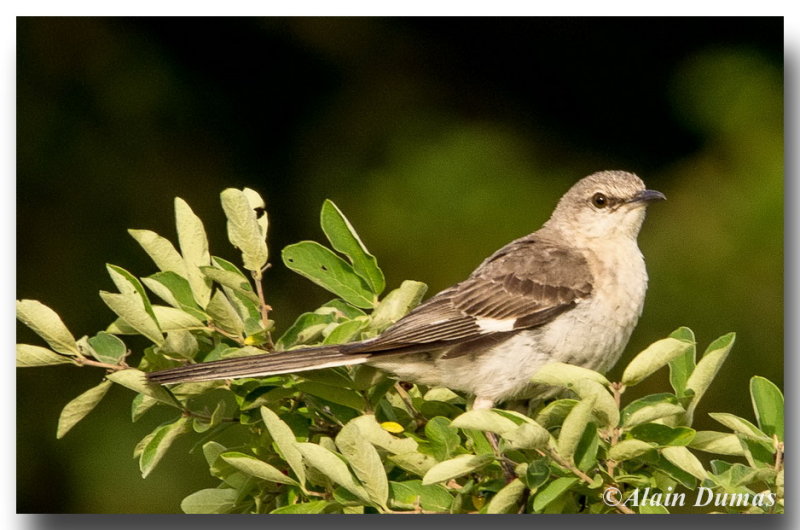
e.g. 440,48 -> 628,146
17,17 -> 783,513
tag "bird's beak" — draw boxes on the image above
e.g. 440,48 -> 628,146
629,189 -> 666,204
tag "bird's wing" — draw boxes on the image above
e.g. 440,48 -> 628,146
364,234 -> 593,355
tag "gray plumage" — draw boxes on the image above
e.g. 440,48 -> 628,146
148,170 -> 665,409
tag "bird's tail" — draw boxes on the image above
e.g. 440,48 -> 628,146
146,343 -> 372,384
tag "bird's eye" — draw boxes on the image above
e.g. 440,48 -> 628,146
592,192 -> 608,208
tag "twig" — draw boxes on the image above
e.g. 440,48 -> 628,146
252,269 -> 275,349
75,357 -> 129,371
546,448 -> 635,515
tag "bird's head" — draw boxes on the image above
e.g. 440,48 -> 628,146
545,170 -> 666,243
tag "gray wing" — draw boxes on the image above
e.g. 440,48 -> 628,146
362,233 -> 594,356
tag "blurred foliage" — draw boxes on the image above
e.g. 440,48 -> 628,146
16,17 -> 782,512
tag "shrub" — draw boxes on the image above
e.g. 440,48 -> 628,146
16,189 -> 784,514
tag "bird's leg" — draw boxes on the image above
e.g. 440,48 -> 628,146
472,397 -> 516,482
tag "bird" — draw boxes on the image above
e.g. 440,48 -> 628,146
147,170 -> 665,411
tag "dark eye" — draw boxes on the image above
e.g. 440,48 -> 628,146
592,192 -> 608,208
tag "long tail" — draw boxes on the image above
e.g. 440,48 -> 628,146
146,343 -> 372,384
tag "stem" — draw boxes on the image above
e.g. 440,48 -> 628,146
773,435 -> 784,472
546,448 -> 635,515
208,323 -> 247,345
605,382 -> 626,479
76,357 -> 129,371
252,268 -> 275,349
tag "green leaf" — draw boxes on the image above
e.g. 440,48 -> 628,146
161,330 -> 199,360
660,446 -> 708,481
181,488 -> 239,514
270,500 -> 331,514
502,422 -> 551,450
749,376 -> 783,441
128,229 -> 188,277
106,264 -> 156,317
200,266 -> 259,304
323,319 -> 368,345
524,459 -> 551,491
343,414 -> 419,454
151,305 -> 205,332
336,422 -> 389,509
260,406 -> 306,487
131,393 -> 158,422
450,409 -> 519,436
421,454 -> 494,485
530,362 -> 611,388
106,369 -> 177,407
486,478 -> 526,514
321,199 -> 385,295
535,399 -> 578,429
205,291 -> 245,336
174,197 -> 212,307
295,442 -> 370,503
574,422 -> 600,471
192,400 -> 225,433
668,327 -> 696,398
220,452 -> 299,486
142,271 -> 199,309
684,332 -> 736,425
571,379 -> 619,428
139,417 -> 191,478
388,452 -> 437,477
621,336 -> 695,386
57,380 -> 113,438
16,299 -> 79,356
276,311 -> 336,349
708,413 -> 771,444
16,344 -> 74,367
608,439 -> 656,461
532,477 -> 578,512
87,332 -> 127,365
389,480 -> 453,512
557,395 -> 595,463
297,381 -> 366,412
220,188 -> 269,272
689,431 -> 746,456
282,241 -> 376,308
99,291 -> 164,346
629,423 -> 696,446
425,416 -> 462,461
621,393 -> 683,427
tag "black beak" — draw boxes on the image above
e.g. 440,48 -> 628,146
629,189 -> 666,203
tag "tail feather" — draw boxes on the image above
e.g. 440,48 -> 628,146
146,344 -> 371,384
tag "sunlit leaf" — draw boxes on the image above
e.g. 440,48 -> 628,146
622,336 -> 694,386
260,406 -> 306,487
57,380 -> 113,438
220,188 -> 269,272
180,488 -> 238,514
139,417 -> 191,478
220,452 -> 299,486
421,454 -> 494,485
282,241 -> 376,308
128,229 -> 187,277
16,299 -> 79,356
174,197 -> 212,307
321,199 -> 385,294
749,376 -> 783,441
16,344 -> 74,367
295,442 -> 370,503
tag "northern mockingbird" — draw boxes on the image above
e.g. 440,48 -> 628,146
148,170 -> 665,410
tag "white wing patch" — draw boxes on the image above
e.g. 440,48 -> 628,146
476,317 -> 516,333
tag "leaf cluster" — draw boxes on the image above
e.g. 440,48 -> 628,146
16,191 -> 783,514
